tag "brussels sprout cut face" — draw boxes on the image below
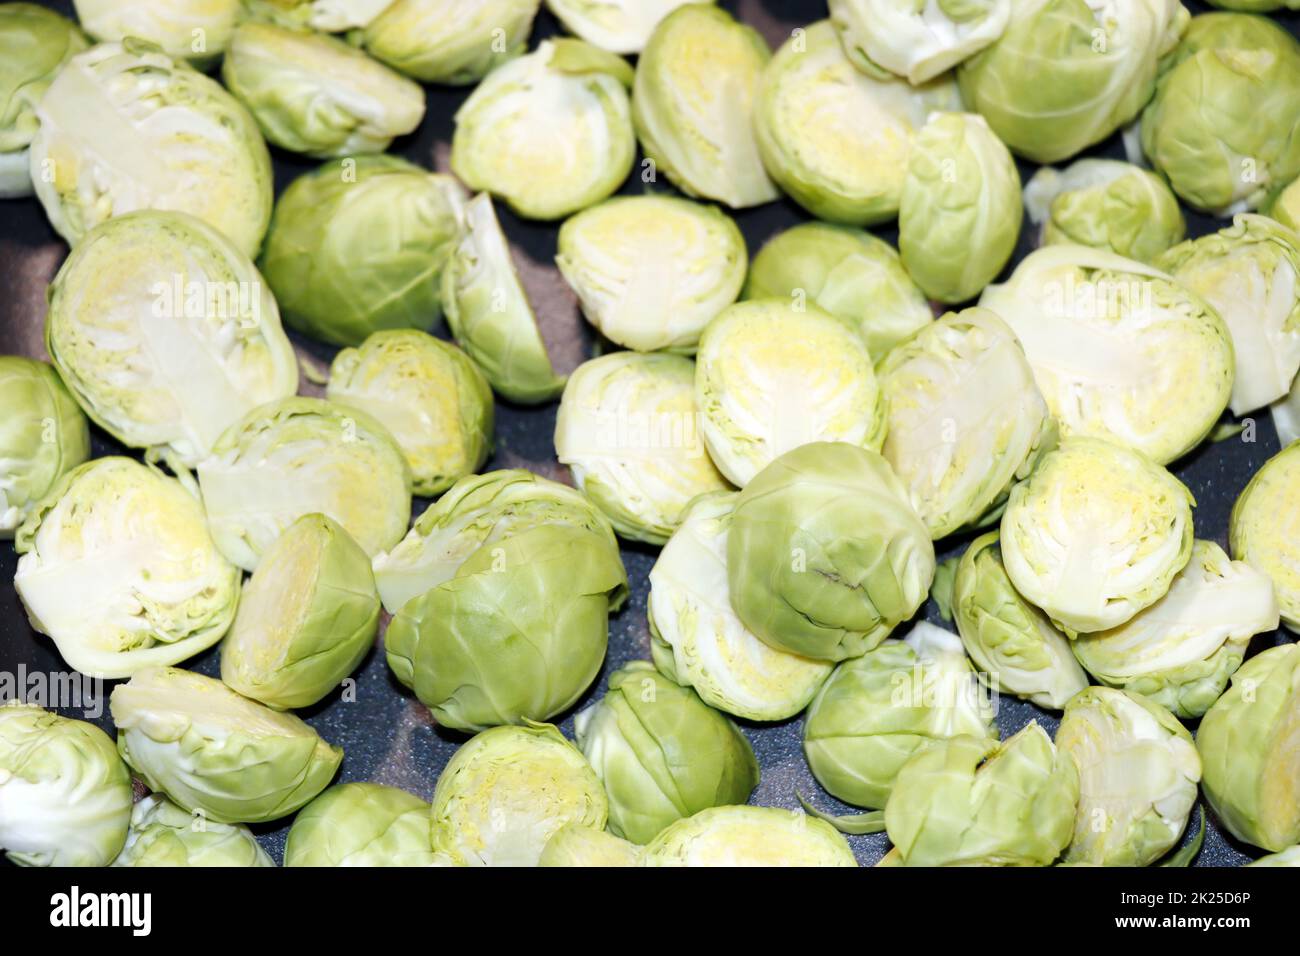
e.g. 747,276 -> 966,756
113,795 -> 273,867
643,805 -> 857,866
285,783 -> 438,867
244,0 -> 398,32
72,0 -> 240,65
363,0 -> 540,85
828,0 -> 1009,83
1231,442 -> 1300,631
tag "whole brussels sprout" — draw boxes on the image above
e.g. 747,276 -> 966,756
242,0 -> 397,32
546,0 -> 706,55
952,532 -> 1089,710
958,0 -> 1188,164
362,0 -> 540,85
14,458 -> 240,679
284,783 -> 439,866
1197,643 -> 1300,852
642,805 -> 857,867
1141,13 -> 1300,214
1248,846 -> 1300,867
1231,441 -> 1300,631
327,330 -> 494,497
1270,176 -> 1300,232
260,156 -> 466,348
1000,438 -> 1194,635
877,308 -> 1055,538
754,20 -> 963,226
727,442 -> 936,662
556,195 -> 746,353
803,622 -> 997,811
885,723 -> 1080,866
113,795 -> 274,867
1073,541 -> 1279,718
828,0 -> 1009,83
429,723 -> 607,866
632,5 -> 778,209
73,0 -> 239,65
1024,159 -> 1186,263
112,666 -> 343,825
575,661 -> 759,844
30,40 -> 272,257
555,352 -> 729,545
539,823 -> 642,866
0,356 -> 89,537
695,300 -> 885,487
0,703 -> 132,867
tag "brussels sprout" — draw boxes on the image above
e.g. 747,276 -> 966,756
1248,846 -> 1300,867
113,795 -> 274,867
1073,541 -> 1278,718
958,0 -> 1187,164
538,823 -> 642,866
73,0 -> 240,65
728,442 -> 936,662
242,0 -> 397,32
1141,13 -> 1300,214
1197,643 -> 1300,852
29,40 -> 272,257
197,397 -> 412,572
46,211 -> 298,466
642,805 -> 857,867
877,308 -> 1055,537
546,0 -> 706,55
452,39 -> 633,221
828,0 -> 1009,83
555,195 -> 746,353
284,783 -> 439,867
1270,176 -> 1300,232
0,356 -> 89,537
363,0 -> 540,85
1231,441 -> 1300,631
429,723 -> 607,866
754,20 -> 963,226
632,5 -> 778,209
442,194 -> 566,404
555,352 -> 729,545
647,492 -> 833,721
14,458 -> 240,678
1024,159 -> 1186,263
1056,687 -> 1200,866
742,223 -> 932,359
980,245 -> 1234,465
112,667 -> 343,824
695,300 -> 885,487
1158,215 -> 1300,416
327,331 -> 494,497
804,622 -> 997,811
1275,377 -> 1300,448
885,723 -> 1079,866
898,112 -> 1021,304
0,4 -> 86,199
0,703 -> 132,867
952,531 -> 1089,710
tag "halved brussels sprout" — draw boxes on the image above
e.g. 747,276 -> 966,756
1158,215 -> 1300,416
952,531 -> 1089,710
642,805 -> 857,867
547,0 -> 705,54
1000,437 -> 1194,635
14,457 -> 240,678
980,245 -> 1234,465
555,352 -> 729,545
46,211 -> 298,466
362,0 -> 540,85
284,783 -> 439,867
1024,159 -> 1186,264
885,723 -> 1079,866
0,703 -> 132,867
695,300 -> 885,487
754,20 -> 963,226
442,193 -> 566,404
828,0 -> 1009,83
111,666 -> 343,825
73,0 -> 240,65
1270,176 -> 1300,232
728,442 -> 936,662
555,195 -> 746,353
1248,846 -> 1300,867
260,156 -> 465,348
742,223 -> 932,359
958,0 -> 1188,164
113,795 -> 274,867
877,308 -> 1055,538
1073,541 -> 1279,718
538,823 -> 642,866
30,39 -> 272,256
452,39 -> 633,221
647,492 -> 833,722
1197,643 -> 1300,852
632,5 -> 778,209
804,622 -> 997,811
429,723 -> 607,867
197,396 -> 412,572
328,330 -> 494,497
0,356 -> 89,537
242,0 -> 397,32
1231,441 -> 1300,631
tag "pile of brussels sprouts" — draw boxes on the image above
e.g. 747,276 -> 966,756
1,0 -> 1299,869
